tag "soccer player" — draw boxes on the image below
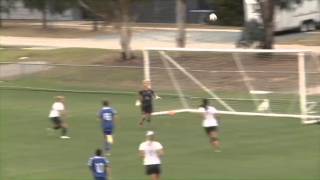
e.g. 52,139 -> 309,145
139,131 -> 164,180
138,80 -> 159,127
198,99 -> 221,152
98,100 -> 117,156
48,96 -> 70,139
88,149 -> 111,180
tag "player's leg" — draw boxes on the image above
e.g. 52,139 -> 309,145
61,122 -> 68,135
204,126 -> 220,151
104,128 -> 113,155
51,117 -> 62,130
60,121 -> 70,139
140,104 -> 153,126
145,104 -> 153,123
208,127 -> 221,152
150,165 -> 161,180
145,113 -> 152,123
139,105 -> 147,126
150,174 -> 159,180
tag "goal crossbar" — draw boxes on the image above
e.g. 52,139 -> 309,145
144,47 -> 311,53
152,109 -> 320,119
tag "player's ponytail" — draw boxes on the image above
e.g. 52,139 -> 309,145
201,99 -> 209,110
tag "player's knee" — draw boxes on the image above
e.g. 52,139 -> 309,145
61,123 -> 68,128
106,135 -> 114,144
210,137 -> 219,142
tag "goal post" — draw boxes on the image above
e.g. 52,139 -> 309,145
142,47 -> 320,123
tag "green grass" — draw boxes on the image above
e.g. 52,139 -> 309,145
0,47 -> 121,63
1,47 -> 319,179
1,89 -> 319,180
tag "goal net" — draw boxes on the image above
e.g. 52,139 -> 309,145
143,48 -> 320,124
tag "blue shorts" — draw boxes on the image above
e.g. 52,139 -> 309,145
103,128 -> 113,135
95,177 -> 107,180
103,125 -> 113,135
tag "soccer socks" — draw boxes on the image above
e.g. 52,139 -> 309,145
146,116 -> 151,122
107,135 -> 114,144
104,142 -> 112,153
140,116 -> 151,125
62,127 -> 68,136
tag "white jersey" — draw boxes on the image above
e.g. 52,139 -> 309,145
49,102 -> 64,118
198,106 -> 218,127
139,140 -> 163,165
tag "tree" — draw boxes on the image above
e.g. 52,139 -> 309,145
80,0 -> 134,60
239,0 -> 303,49
176,0 -> 187,48
22,0 -> 77,29
0,0 -> 16,28
79,0 -> 116,31
118,0 -> 133,60
259,0 -> 304,49
257,0 -> 275,49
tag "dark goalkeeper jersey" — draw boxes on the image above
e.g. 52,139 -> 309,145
139,89 -> 155,105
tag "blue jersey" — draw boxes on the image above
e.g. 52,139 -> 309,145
88,156 -> 109,178
99,107 -> 116,129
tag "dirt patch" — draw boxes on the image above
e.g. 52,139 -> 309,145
0,61 -> 51,79
307,86 -> 320,95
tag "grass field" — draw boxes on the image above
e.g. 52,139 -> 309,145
1,47 -> 319,180
1,89 -> 319,180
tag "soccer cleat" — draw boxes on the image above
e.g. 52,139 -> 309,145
60,136 -> 71,139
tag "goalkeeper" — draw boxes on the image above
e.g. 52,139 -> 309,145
137,80 -> 160,127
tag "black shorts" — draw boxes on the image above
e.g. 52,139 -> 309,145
204,126 -> 218,135
51,117 -> 62,126
141,104 -> 153,114
145,164 -> 161,175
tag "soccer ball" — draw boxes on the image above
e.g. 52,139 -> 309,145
209,13 -> 218,22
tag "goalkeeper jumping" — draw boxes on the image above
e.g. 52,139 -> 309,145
137,80 -> 160,127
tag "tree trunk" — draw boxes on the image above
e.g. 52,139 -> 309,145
0,10 -> 2,28
119,0 -> 133,60
42,1 -> 48,29
258,0 -> 274,49
92,19 -> 98,31
0,0 -> 3,28
176,0 -> 187,48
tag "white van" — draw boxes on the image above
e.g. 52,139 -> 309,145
243,0 -> 320,32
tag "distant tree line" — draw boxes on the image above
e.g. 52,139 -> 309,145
1,0 -> 303,59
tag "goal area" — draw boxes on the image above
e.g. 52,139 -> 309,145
142,48 -> 320,124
